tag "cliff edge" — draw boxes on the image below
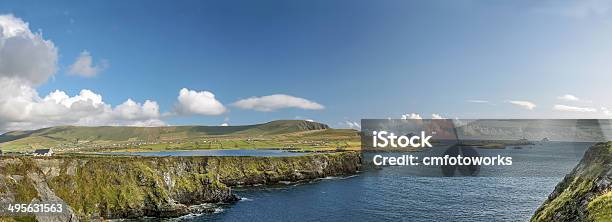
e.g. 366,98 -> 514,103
0,152 -> 361,221
531,142 -> 612,221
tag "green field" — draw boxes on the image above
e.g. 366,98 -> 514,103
0,120 -> 361,153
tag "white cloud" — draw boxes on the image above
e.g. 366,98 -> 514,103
467,100 -> 489,103
0,14 -> 58,86
431,113 -> 445,119
557,94 -> 580,101
67,50 -> 108,77
508,100 -> 536,110
220,123 -> 229,126
602,107 -> 612,116
126,119 -> 166,127
232,94 -> 324,112
113,99 -> 160,120
295,116 -> 315,122
400,113 -> 445,119
0,85 -> 165,131
553,104 -> 597,112
0,14 -> 164,131
175,88 -> 226,115
401,113 -> 422,120
343,121 -> 360,130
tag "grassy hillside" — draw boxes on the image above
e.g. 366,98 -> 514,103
0,120 -> 360,153
0,152 -> 361,220
531,142 -> 612,222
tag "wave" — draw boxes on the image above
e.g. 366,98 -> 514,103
321,175 -> 359,180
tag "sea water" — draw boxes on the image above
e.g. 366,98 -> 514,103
187,142 -> 591,221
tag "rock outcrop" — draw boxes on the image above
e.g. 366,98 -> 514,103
531,142 -> 612,221
0,152 -> 361,221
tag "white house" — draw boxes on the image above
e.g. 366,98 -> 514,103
33,149 -> 53,156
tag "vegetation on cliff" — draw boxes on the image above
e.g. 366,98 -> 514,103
0,152 -> 361,221
531,142 -> 612,222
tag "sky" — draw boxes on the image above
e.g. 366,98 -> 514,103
1,0 -> 612,132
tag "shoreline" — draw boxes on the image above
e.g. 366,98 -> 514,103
0,152 -> 362,221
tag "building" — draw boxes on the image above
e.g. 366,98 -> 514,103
33,148 -> 53,156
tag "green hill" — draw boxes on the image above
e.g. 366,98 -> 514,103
0,120 -> 359,152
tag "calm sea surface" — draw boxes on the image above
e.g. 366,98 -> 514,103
182,142 -> 591,221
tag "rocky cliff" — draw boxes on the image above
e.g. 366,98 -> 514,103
0,152 -> 361,221
531,142 -> 612,221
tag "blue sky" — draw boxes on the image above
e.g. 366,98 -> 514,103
1,0 -> 612,130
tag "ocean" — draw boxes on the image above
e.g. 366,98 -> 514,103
185,142 -> 592,221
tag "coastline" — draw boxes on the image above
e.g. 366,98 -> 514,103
0,152 -> 362,221
531,142 -> 612,221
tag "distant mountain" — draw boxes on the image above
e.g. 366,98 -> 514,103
0,120 -> 350,152
455,119 -> 611,142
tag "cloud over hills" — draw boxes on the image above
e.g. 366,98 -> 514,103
174,88 -> 227,116
0,14 -> 327,132
0,14 -> 164,131
232,94 -> 324,112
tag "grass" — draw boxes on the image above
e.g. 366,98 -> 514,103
0,152 -> 361,220
531,142 -> 612,221
0,120 -> 360,153
588,191 -> 612,221
44,157 -> 229,218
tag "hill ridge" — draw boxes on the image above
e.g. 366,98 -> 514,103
0,120 -> 357,152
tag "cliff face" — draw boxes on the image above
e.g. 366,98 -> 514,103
0,152 -> 361,221
531,142 -> 612,222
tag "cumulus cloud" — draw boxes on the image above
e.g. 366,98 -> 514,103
400,113 -> 445,119
175,88 -> 226,115
67,50 -> 108,77
1,87 -> 165,131
0,14 -> 163,131
113,99 -> 160,120
343,121 -> 361,130
602,107 -> 612,116
431,113 -> 445,119
220,123 -> 229,126
401,113 -> 422,120
553,104 -> 597,112
508,100 -> 536,110
232,94 -> 324,112
0,14 -> 58,86
557,94 -> 580,101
